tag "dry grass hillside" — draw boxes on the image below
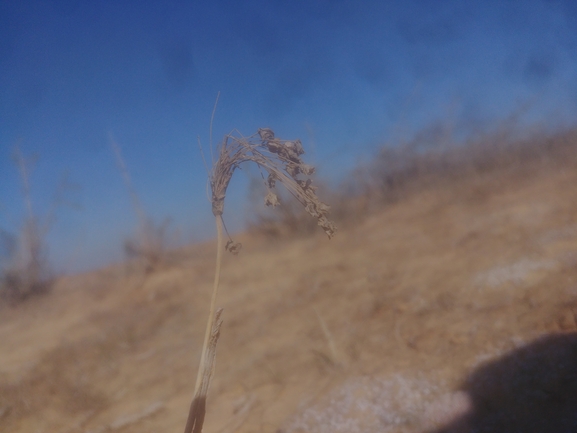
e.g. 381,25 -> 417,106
2,130 -> 577,432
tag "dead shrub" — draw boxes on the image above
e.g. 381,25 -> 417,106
0,147 -> 56,304
110,137 -> 173,273
346,123 -> 577,213
123,216 -> 172,273
0,221 -> 53,303
244,121 -> 577,240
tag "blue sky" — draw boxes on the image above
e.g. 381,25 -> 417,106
1,0 -> 577,273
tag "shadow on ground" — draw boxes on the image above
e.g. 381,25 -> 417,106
432,333 -> 577,433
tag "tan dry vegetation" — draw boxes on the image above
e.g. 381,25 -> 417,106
0,146 -> 55,304
2,130 -> 577,432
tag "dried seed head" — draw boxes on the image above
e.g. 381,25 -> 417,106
210,128 -> 337,241
300,164 -> 315,176
264,191 -> 280,207
267,173 -> 277,189
225,240 -> 242,255
258,128 -> 275,142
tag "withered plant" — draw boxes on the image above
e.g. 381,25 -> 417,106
184,128 -> 336,433
0,146 -> 77,303
110,137 -> 171,273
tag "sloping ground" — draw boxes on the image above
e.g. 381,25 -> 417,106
2,142 -> 577,433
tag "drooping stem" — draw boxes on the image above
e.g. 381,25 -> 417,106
195,214 -> 223,390
184,215 -> 224,433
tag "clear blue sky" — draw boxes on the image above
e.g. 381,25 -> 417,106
1,0 -> 577,273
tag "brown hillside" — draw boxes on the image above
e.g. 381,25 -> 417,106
2,133 -> 577,432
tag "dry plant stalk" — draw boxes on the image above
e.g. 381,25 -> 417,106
110,137 -> 169,272
184,128 -> 336,433
0,146 -> 52,302
314,307 -> 342,367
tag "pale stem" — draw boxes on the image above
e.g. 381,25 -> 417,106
194,214 -> 224,393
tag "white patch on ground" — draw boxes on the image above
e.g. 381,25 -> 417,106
471,335 -> 529,369
283,375 -> 471,433
536,223 -> 577,246
473,258 -> 556,289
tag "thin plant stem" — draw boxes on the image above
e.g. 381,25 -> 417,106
194,214 -> 223,392
209,92 -> 220,165
13,146 -> 34,221
184,215 -> 224,433
184,128 -> 336,433
110,136 -> 147,226
314,307 -> 341,366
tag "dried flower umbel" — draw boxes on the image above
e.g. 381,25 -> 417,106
184,128 -> 336,433
211,128 -> 336,239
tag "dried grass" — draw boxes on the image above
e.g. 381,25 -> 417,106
0,146 -> 53,303
247,179 -> 332,239
110,137 -> 172,272
185,128 -> 336,433
210,128 -> 336,238
244,122 -> 577,242
276,124 -> 576,237
355,126 -> 577,210
282,374 -> 469,433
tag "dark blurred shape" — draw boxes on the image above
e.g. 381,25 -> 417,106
16,80 -> 47,112
0,2 -> 18,66
396,3 -> 461,46
110,137 -> 174,274
0,147 -> 55,304
158,36 -> 195,90
47,0 -> 81,16
431,333 -> 577,433
0,229 -> 16,262
524,52 -> 556,85
265,50 -> 334,116
354,49 -> 390,87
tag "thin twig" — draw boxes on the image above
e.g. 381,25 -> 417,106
209,92 -> 220,166
109,135 -> 147,226
314,307 -> 341,366
184,216 -> 225,433
13,145 -> 34,221
197,136 -> 211,177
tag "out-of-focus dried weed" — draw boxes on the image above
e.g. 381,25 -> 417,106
111,137 -> 172,272
0,146 -> 57,303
